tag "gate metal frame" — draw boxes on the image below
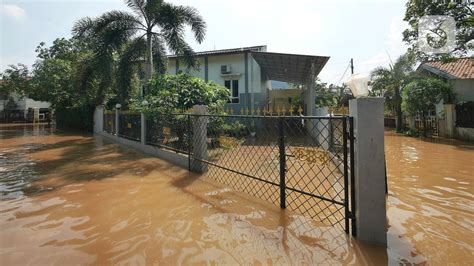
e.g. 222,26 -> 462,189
188,114 -> 356,235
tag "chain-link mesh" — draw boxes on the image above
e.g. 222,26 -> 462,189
103,111 -> 116,135
282,116 -> 347,230
191,115 -> 281,205
118,113 -> 141,141
146,113 -> 190,154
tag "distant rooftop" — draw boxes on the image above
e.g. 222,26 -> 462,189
421,58 -> 474,80
167,45 -> 267,58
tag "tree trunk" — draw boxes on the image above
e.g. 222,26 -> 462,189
145,32 -> 153,81
394,87 -> 403,132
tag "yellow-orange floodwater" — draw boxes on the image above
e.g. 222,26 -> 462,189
0,125 -> 472,265
384,131 -> 474,264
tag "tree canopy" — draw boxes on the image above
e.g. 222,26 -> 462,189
403,0 -> 473,61
73,0 -> 207,98
370,53 -> 416,131
402,78 -> 454,135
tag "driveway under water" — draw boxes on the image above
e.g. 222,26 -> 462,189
0,125 -> 472,265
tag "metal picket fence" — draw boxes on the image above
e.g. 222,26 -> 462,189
118,112 -> 141,141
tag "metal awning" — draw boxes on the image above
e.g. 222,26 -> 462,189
251,51 -> 329,84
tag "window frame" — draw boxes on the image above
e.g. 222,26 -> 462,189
224,79 -> 240,104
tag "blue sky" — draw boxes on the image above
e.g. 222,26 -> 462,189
0,0 -> 409,84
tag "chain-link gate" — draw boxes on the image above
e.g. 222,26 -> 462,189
145,113 -> 356,235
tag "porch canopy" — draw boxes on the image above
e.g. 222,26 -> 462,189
251,51 -> 329,84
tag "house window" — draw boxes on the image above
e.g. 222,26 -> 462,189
225,80 -> 239,103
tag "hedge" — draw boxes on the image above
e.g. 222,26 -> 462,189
55,105 -> 95,132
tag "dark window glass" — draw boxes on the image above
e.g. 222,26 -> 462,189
232,80 -> 239,98
225,80 -> 231,89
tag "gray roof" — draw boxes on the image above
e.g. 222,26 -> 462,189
251,51 -> 329,84
167,45 -> 266,58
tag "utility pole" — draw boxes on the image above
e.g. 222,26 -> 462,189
350,58 -> 354,74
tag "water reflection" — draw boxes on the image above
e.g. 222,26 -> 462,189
385,131 -> 474,264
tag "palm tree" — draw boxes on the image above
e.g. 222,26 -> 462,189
72,0 -> 206,99
370,53 -> 415,132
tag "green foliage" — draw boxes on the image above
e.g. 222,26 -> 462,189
30,38 -> 113,109
0,64 -> 31,100
403,0 -> 473,61
72,0 -> 207,95
402,78 -> 454,136
404,128 -> 423,138
133,73 -> 230,114
55,105 -> 95,132
314,79 -> 352,108
402,78 -> 454,115
222,121 -> 247,136
370,53 -> 416,131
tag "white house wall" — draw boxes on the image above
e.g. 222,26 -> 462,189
166,53 -> 268,113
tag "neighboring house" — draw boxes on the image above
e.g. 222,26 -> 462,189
416,58 -> 474,141
166,45 -> 329,115
417,58 -> 474,103
0,92 -> 51,123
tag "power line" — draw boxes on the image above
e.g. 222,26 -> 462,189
336,61 -> 351,85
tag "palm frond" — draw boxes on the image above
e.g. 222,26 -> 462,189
173,5 -> 206,43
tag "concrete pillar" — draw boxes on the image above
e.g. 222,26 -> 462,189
141,113 -> 146,144
93,105 -> 104,134
444,104 -> 455,138
115,109 -> 120,137
191,105 -> 208,173
349,97 -> 387,246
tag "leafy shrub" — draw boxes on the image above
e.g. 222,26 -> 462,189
132,73 -> 230,115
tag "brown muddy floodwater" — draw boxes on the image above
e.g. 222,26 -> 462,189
0,125 -> 472,265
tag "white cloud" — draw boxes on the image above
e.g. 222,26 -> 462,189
357,16 -> 408,77
0,4 -> 26,20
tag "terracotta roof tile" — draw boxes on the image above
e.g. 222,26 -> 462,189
424,58 -> 474,79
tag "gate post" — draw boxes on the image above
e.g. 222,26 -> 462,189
93,105 -> 104,134
278,117 -> 286,209
349,97 -> 387,246
191,105 -> 208,173
141,113 -> 146,145
115,109 -> 120,137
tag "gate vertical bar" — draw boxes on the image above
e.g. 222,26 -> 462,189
349,116 -> 357,236
278,117 -> 286,209
187,114 -> 191,171
342,116 -> 349,234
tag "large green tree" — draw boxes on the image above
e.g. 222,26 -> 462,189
370,53 -> 416,132
0,64 -> 30,100
403,0 -> 473,60
31,38 -> 110,108
402,78 -> 454,136
72,0 -> 206,96
0,64 -> 31,122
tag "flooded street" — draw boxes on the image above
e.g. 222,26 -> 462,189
0,125 -> 473,265
385,131 -> 474,264
0,125 -> 384,265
